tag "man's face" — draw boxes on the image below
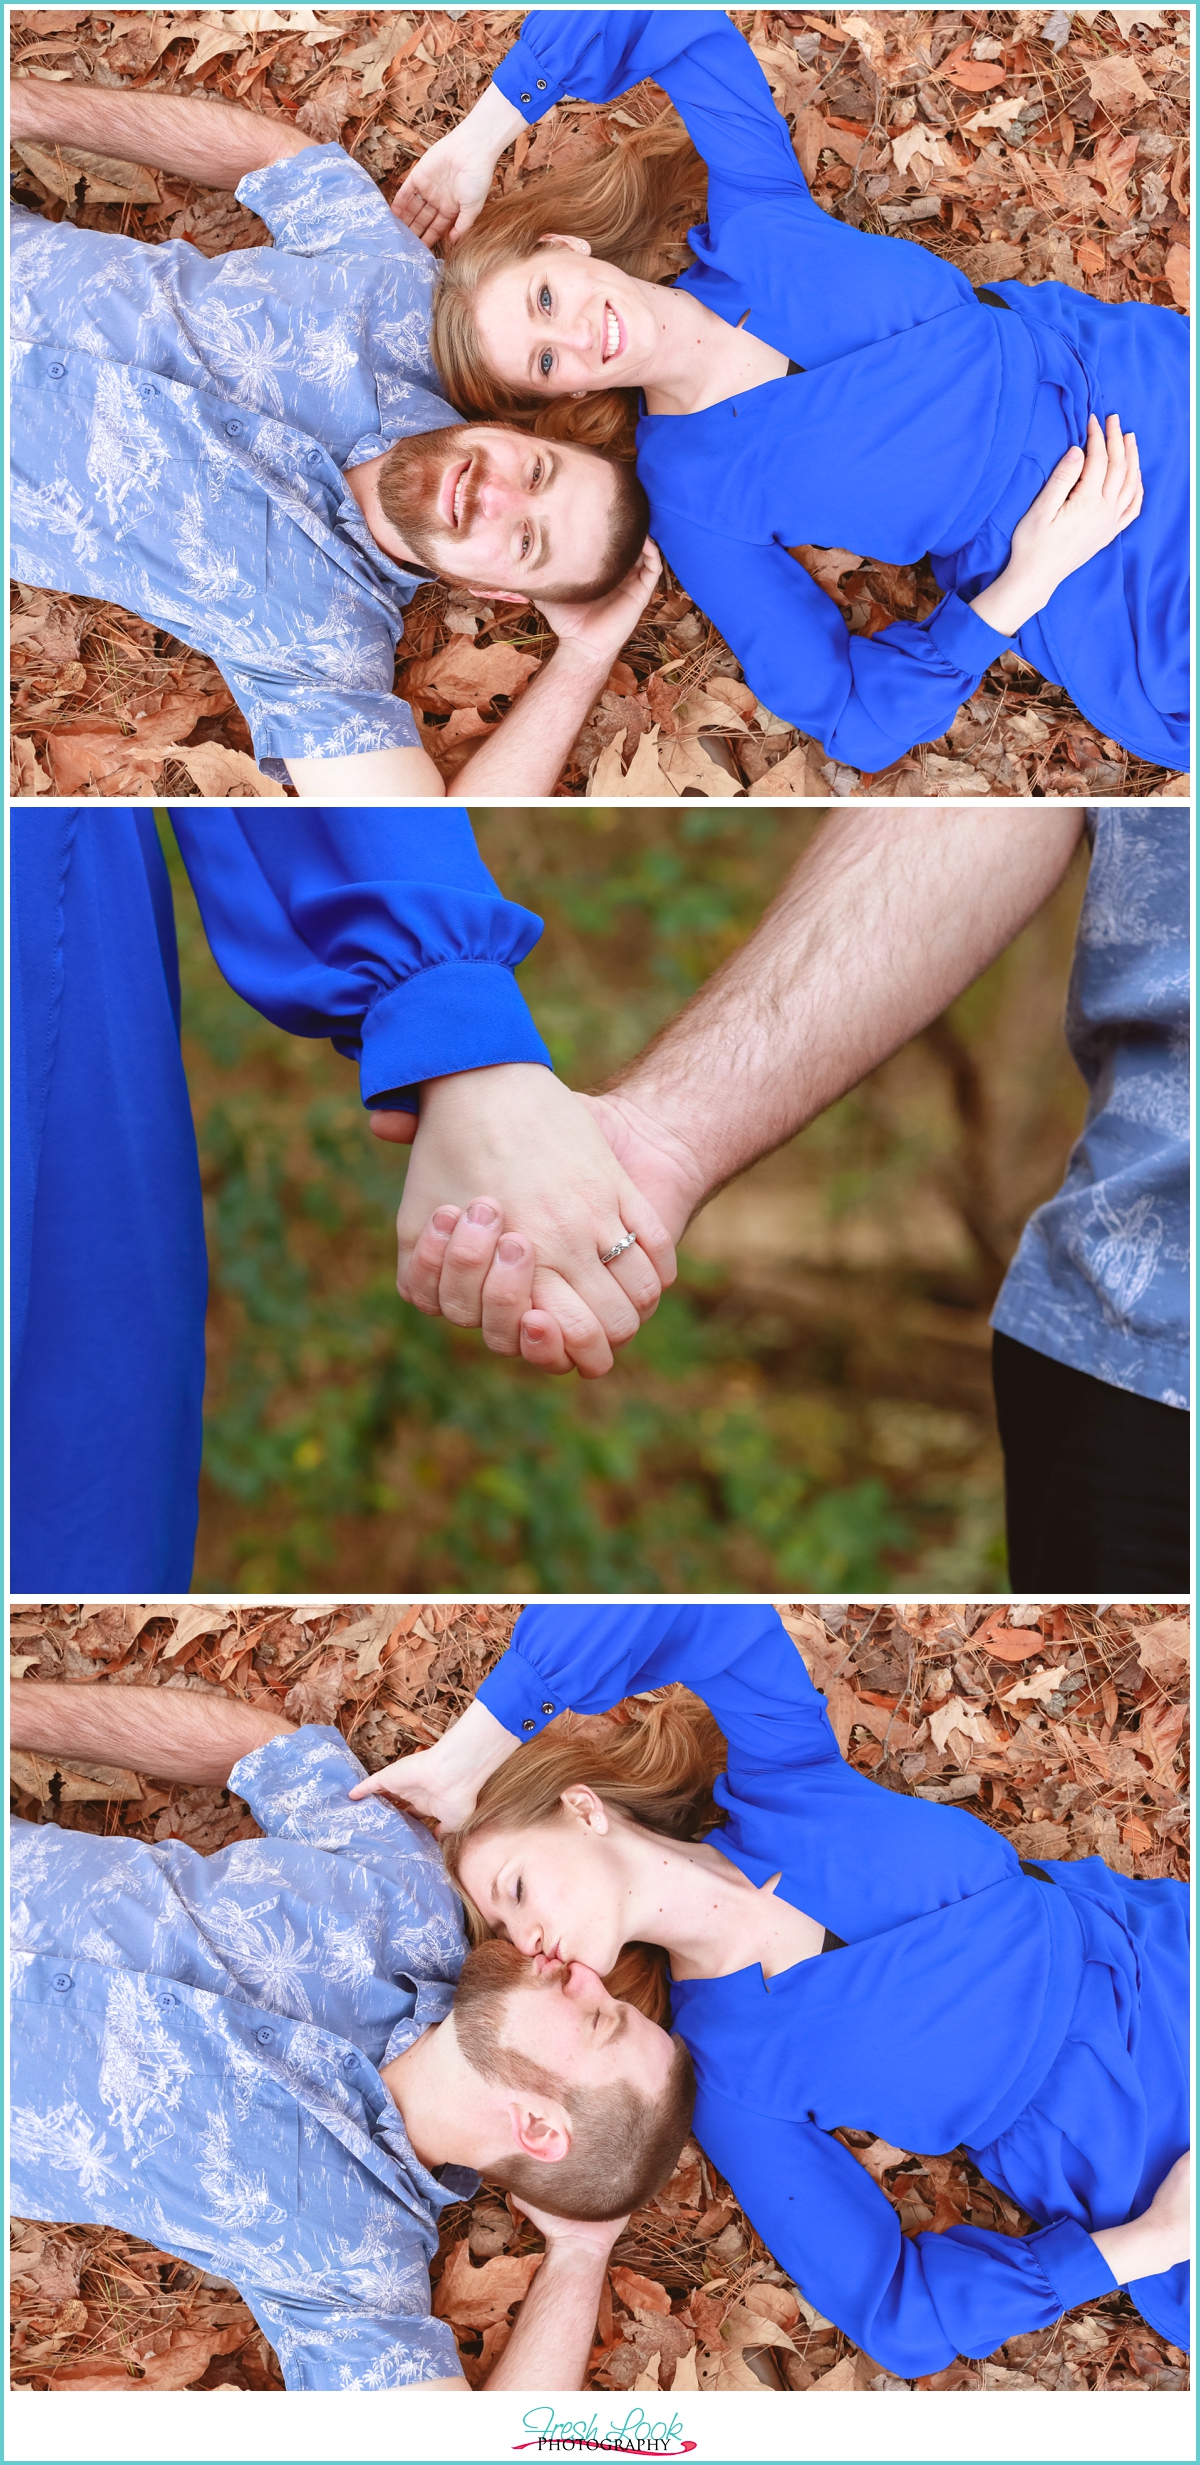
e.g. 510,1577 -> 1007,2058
465,1947 -> 676,2107
364,424 -> 618,600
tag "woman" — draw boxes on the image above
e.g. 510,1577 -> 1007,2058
351,1603 -> 1191,2378
397,11 -> 1188,776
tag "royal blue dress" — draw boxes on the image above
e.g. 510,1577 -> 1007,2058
494,13 -> 1190,773
10,807 -> 550,1592
478,1604 -> 1190,2376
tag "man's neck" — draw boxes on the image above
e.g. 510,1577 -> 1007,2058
381,2017 -> 482,2173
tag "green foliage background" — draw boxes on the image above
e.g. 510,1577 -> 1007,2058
164,810 -> 1088,1595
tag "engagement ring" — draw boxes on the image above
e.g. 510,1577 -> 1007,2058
600,1231 -> 638,1266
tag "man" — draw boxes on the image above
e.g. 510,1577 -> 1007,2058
10,77 -> 653,798
10,1677 -> 694,2392
394,804 -> 1190,1588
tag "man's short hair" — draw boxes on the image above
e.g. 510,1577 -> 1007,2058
530,446 -> 650,604
452,1940 -> 695,2220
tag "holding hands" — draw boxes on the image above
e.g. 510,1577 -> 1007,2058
373,1064 -> 677,1379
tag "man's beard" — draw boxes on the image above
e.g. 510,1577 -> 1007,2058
453,1939 -> 564,2099
376,426 -> 476,568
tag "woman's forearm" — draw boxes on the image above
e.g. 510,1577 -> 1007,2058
11,1680 -> 294,1787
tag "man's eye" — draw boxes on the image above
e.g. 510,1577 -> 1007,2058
538,349 -> 554,380
538,284 -> 552,312
518,528 -> 532,561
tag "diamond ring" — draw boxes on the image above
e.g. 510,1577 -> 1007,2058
599,1231 -> 638,1266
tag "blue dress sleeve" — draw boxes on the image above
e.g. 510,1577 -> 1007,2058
166,804 -> 552,1112
646,512 -> 1005,769
494,11 -> 806,223
695,2095 -> 1117,2377
477,1601 -> 842,1773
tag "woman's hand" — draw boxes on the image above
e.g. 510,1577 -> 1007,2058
973,414 -> 1143,635
384,1082 -> 704,1377
349,1697 -> 519,1826
391,1064 -> 677,1379
393,83 -> 527,247
1090,2148 -> 1190,2284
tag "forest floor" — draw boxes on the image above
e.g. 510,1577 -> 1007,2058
9,5 -> 1191,801
10,1598 -> 1189,2395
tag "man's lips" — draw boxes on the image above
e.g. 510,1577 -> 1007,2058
439,454 -> 472,529
602,302 -> 624,365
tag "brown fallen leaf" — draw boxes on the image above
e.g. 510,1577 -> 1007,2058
434,2238 -> 543,2331
611,2266 -> 672,2318
283,1653 -> 350,1729
1136,1615 -> 1190,1685
1165,244 -> 1190,309
1084,54 -> 1152,114
165,742 -> 285,798
12,139 -> 162,204
402,637 -> 540,714
10,736 -> 51,795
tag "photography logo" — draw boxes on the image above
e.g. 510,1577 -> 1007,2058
512,2402 -> 696,2456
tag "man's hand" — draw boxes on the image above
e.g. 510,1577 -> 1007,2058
535,539 -> 663,674
10,78 -> 311,188
393,1064 -> 676,1378
482,2198 -> 626,2392
393,81 -> 528,247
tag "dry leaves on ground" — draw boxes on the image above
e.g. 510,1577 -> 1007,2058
9,1597 -> 1190,2393
9,7 -> 1189,801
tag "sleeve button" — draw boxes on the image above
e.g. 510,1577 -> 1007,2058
255,2025 -> 274,2045
536,78 -> 547,89
224,419 -> 242,437
521,1719 -> 536,1732
520,92 -> 532,103
52,1972 -> 73,1992
541,1702 -> 555,1715
48,363 -> 66,380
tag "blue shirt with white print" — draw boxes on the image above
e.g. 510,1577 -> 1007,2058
992,805 -> 1189,1405
9,1726 -> 475,2390
10,146 -> 462,775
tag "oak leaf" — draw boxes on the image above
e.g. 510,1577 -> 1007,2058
434,2238 -> 542,2330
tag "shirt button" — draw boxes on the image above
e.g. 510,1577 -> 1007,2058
158,1992 -> 179,2010
224,419 -> 242,436
520,91 -> 532,103
255,2025 -> 274,2045
48,363 -> 66,380
341,2054 -> 356,2073
306,448 -> 322,467
522,1719 -> 536,1732
541,1702 -> 555,1715
52,1973 -> 73,1991
536,79 -> 547,89
140,382 -> 159,398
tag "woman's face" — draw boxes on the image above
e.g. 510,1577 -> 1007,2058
472,241 -> 661,398
456,1799 -> 629,1979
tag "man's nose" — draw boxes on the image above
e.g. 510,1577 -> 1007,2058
473,473 -> 526,521
561,1961 -> 607,2003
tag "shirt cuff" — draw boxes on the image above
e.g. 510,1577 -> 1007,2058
358,961 -> 553,1108
492,37 -> 564,120
922,589 -> 1008,675
477,1643 -> 564,1738
1029,2218 -> 1119,2310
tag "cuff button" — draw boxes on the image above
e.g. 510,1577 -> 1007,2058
536,78 -> 547,88
520,91 -> 532,102
522,1718 -> 536,1732
541,1702 -> 555,1715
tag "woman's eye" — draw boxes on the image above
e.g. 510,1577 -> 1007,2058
514,1876 -> 524,1903
538,349 -> 554,380
531,457 -> 544,487
538,284 -> 552,312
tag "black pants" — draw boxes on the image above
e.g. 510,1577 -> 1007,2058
993,1331 -> 1190,1591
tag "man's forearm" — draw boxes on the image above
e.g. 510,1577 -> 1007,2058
10,78 -> 310,186
11,1680 -> 294,1787
609,804 -> 1086,1214
452,645 -> 608,797
484,2244 -> 609,2391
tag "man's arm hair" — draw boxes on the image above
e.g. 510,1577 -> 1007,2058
11,1679 -> 295,1787
10,78 -> 311,188
603,803 -> 1087,1220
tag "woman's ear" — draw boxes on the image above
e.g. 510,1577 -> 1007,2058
559,1784 -> 610,1833
539,230 -> 593,256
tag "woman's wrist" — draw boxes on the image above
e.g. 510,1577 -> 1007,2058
460,79 -> 528,162
969,556 -> 1048,639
